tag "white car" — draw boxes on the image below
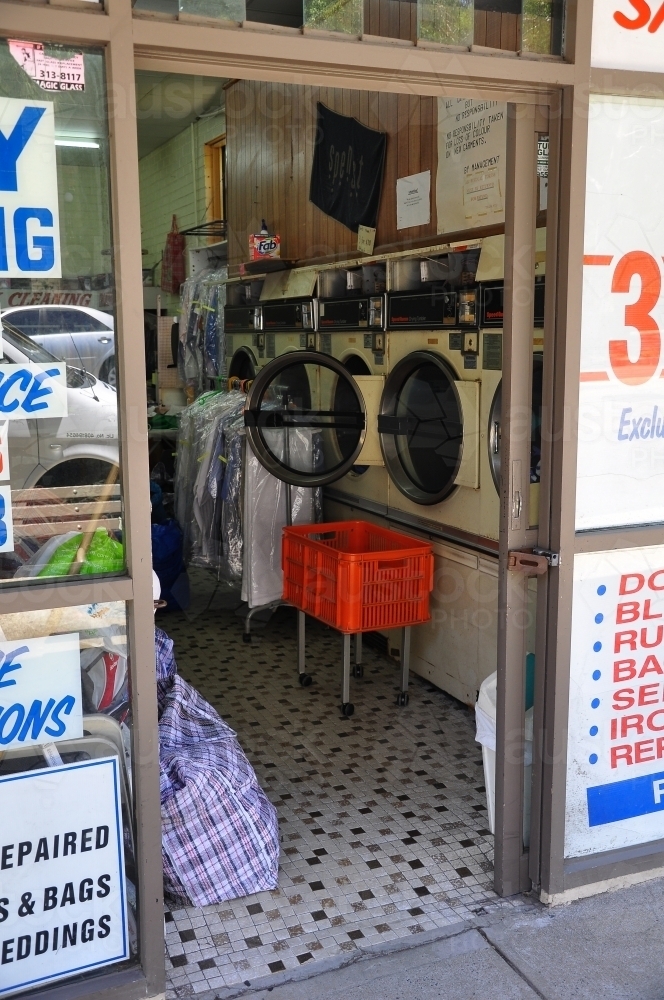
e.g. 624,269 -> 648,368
1,319 -> 119,490
1,305 -> 116,386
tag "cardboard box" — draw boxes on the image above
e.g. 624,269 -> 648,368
249,233 -> 281,261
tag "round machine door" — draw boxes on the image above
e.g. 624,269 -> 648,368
229,347 -> 257,382
244,351 -> 366,487
488,353 -> 543,492
378,351 -> 463,506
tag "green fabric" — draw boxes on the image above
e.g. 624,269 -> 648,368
38,528 -> 124,577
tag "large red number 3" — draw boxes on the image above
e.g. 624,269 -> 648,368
609,251 -> 661,386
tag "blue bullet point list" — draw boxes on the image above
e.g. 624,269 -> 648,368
590,726 -> 598,736
597,585 -> 606,595
593,641 -> 602,652
592,669 -> 601,681
589,754 -> 598,765
595,613 -> 604,624
591,698 -> 600,709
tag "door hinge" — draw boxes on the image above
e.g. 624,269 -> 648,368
508,548 -> 559,575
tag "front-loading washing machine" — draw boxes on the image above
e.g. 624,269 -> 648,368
225,278 -> 262,382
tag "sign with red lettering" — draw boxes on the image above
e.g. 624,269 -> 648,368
577,97 -> 664,530
566,546 -> 664,857
592,0 -> 664,72
0,757 -> 128,996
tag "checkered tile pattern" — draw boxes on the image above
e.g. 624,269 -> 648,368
161,571 -> 516,997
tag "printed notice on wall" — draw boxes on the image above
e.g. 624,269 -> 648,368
0,757 -> 128,996
0,634 -> 82,749
436,99 -> 506,235
577,96 -> 664,531
566,546 -> 664,857
396,170 -> 430,231
8,41 -> 85,92
0,97 -> 61,279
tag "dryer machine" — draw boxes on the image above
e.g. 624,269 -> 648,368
225,278 -> 262,382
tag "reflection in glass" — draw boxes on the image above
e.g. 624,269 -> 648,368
394,362 -> 462,497
521,0 -> 564,55
417,0 -> 473,47
303,0 -> 363,35
178,0 -> 246,19
0,41 -> 122,584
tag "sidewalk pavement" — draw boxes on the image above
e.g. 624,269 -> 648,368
211,876 -> 664,1000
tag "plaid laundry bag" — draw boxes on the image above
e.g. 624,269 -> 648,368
155,628 -> 280,906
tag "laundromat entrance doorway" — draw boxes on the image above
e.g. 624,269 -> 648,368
137,68 -> 558,993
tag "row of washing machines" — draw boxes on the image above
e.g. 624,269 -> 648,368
228,233 -> 544,705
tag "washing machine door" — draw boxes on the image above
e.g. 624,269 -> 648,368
488,353 -> 543,492
378,351 -> 463,505
244,351 -> 366,487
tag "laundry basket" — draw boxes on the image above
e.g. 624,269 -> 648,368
282,520 -> 434,634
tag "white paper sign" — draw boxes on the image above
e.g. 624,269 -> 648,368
0,634 -> 81,749
396,170 -> 430,231
566,546 -> 664,857
0,364 -> 67,420
592,0 -> 664,72
0,98 -> 61,280
436,99 -> 506,235
0,757 -> 128,996
0,424 -> 9,482
8,41 -> 85,94
577,97 -> 664,531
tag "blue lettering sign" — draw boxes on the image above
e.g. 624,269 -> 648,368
0,107 -> 44,192
14,207 -> 55,272
587,768 -> 664,826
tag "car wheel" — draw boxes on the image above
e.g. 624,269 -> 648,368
99,356 -> 117,387
36,459 -> 118,488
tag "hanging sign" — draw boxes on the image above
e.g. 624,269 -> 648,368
0,634 -> 82,749
591,0 -> 664,72
0,757 -> 128,996
8,41 -> 85,93
396,170 -> 431,231
0,98 -> 61,279
566,545 -> 664,857
577,96 -> 664,531
436,99 -> 506,235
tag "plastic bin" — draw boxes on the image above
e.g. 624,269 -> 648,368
475,671 -> 533,845
282,520 -> 434,634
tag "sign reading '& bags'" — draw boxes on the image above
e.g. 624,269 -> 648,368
0,757 -> 128,996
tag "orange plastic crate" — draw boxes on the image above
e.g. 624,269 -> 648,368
282,520 -> 434,634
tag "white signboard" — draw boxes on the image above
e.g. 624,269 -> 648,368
577,96 -> 664,531
0,363 -> 67,420
436,99 -> 506,235
0,757 -> 128,996
592,0 -> 664,72
396,170 -> 430,231
8,41 -> 85,94
0,634 -> 81,749
0,98 -> 61,280
566,546 -> 664,857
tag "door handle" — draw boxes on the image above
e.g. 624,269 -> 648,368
98,337 -> 111,344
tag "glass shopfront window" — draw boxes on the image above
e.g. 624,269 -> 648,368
0,41 -> 123,585
0,600 -> 137,997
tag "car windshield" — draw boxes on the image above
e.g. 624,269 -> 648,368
0,319 -> 94,389
1,319 -> 61,364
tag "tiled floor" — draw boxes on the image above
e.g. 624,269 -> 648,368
161,572 -> 515,998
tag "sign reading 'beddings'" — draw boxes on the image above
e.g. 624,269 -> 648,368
0,757 -> 128,997
566,546 -> 664,857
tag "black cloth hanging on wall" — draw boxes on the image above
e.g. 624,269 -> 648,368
309,103 -> 387,234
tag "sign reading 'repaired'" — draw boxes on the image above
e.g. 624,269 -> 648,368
0,634 -> 82,750
0,757 -> 128,996
577,97 -> 664,530
566,546 -> 664,857
592,0 -> 664,72
0,97 -> 61,279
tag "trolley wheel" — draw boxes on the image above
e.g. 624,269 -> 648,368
341,702 -> 355,717
242,633 -> 252,644
298,673 -> 312,687
352,664 -> 364,679
396,692 -> 409,707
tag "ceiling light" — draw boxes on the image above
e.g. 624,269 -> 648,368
55,139 -> 100,149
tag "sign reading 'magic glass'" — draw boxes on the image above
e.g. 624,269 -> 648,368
0,97 -> 61,278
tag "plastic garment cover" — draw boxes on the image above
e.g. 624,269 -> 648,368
156,628 -> 280,906
174,390 -> 245,576
242,431 -> 315,608
178,268 -> 228,397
